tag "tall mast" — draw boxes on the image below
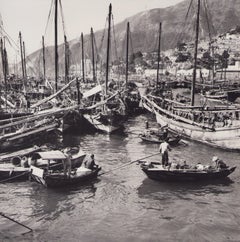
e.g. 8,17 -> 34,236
19,32 -> 25,79
125,22 -> 129,85
105,3 -> 112,95
4,47 -> 9,76
76,77 -> 80,105
54,0 -> 58,92
23,41 -> 27,79
90,27 -> 96,83
81,33 -> 85,83
191,0 -> 200,106
0,38 -> 7,108
42,36 -> 46,81
156,22 -> 162,88
64,35 -> 69,83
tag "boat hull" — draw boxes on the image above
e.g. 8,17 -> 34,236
139,134 -> 181,146
141,95 -> 240,150
155,110 -> 240,150
44,167 -> 101,188
141,166 -> 236,182
0,165 -> 30,181
84,114 -> 123,133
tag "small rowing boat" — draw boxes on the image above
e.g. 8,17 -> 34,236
140,161 -> 236,182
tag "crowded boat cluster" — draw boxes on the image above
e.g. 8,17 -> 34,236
0,0 -> 238,191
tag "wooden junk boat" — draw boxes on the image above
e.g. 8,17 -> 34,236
139,128 -> 181,145
0,146 -> 41,181
83,4 -> 126,134
30,151 -> 100,188
140,162 -> 236,182
0,147 -> 86,182
0,164 -> 30,181
141,1 -> 240,151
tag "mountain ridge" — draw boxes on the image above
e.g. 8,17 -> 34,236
26,0 -> 240,77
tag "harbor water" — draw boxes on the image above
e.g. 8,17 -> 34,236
0,114 -> 240,242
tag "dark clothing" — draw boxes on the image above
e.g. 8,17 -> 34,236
217,160 -> 227,169
162,151 -> 169,166
85,159 -> 96,170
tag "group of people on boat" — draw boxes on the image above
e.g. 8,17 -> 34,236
151,94 -> 240,129
157,139 -> 227,171
63,151 -> 98,177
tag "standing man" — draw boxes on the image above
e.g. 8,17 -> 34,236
159,140 -> 171,167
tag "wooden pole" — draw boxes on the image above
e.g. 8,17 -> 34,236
0,38 -> 5,104
90,28 -> 96,83
76,77 -> 80,105
105,3 -> 112,96
23,41 -> 27,79
0,212 -> 32,233
156,22 -> 162,88
64,35 -> 69,83
99,152 -> 160,176
125,22 -> 129,85
191,0 -> 200,106
19,32 -> 25,80
54,0 -> 58,92
42,36 -> 46,81
81,33 -> 85,83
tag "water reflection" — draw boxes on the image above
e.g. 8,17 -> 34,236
137,177 -> 234,200
29,181 -> 98,222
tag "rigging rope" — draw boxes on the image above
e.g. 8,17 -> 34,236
91,30 -> 100,83
59,0 -> 67,37
98,17 -> 108,59
0,28 -> 19,51
111,15 -> 119,62
174,0 -> 194,46
203,0 -> 216,39
44,0 -> 54,36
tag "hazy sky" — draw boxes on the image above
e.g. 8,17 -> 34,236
0,0 -> 183,58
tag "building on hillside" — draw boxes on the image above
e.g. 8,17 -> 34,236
215,59 -> 240,80
176,68 -> 210,78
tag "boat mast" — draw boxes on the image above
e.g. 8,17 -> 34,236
19,32 -> 25,80
0,38 -> 7,108
191,0 -> 200,106
90,27 -> 96,83
105,3 -> 112,96
76,77 -> 80,105
64,35 -> 69,83
125,22 -> 129,85
156,22 -> 162,88
81,32 -> 85,83
23,41 -> 27,80
54,0 -> 58,92
42,36 -> 46,81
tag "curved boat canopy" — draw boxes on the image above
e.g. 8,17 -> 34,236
32,151 -> 67,160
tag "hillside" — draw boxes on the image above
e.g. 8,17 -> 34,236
26,0 -> 240,77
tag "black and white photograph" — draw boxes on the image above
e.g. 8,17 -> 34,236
0,0 -> 240,241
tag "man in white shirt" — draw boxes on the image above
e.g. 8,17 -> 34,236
159,141 -> 171,167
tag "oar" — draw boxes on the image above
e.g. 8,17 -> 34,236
0,212 -> 33,234
126,131 -> 141,135
99,152 -> 160,176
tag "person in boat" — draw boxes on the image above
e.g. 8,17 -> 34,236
162,127 -> 168,140
159,140 -> 171,167
63,153 -> 72,177
212,156 -> 228,169
180,161 -> 190,169
84,154 -> 98,171
195,162 -> 204,170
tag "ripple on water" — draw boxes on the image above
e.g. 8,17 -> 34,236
0,114 -> 240,241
